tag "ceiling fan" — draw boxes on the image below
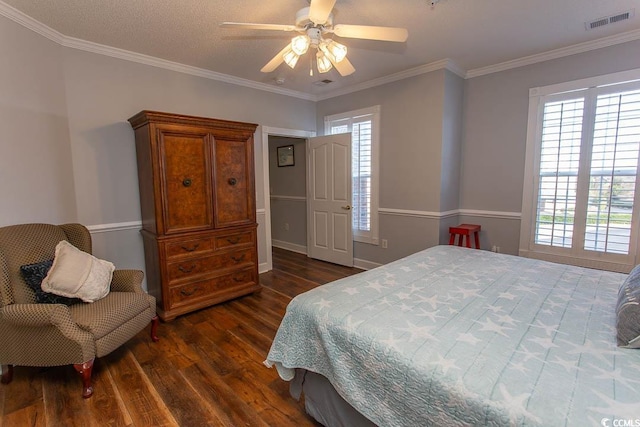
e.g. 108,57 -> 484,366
220,0 -> 408,77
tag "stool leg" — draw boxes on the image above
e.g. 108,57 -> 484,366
466,234 -> 471,248
457,235 -> 463,247
449,233 -> 455,245
474,231 -> 480,249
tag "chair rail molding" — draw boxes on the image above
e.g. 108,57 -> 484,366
378,208 -> 521,220
86,221 -> 142,234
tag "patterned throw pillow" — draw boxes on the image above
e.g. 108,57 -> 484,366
20,260 -> 82,305
616,264 -> 640,348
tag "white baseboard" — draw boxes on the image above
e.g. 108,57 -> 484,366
271,239 -> 308,255
354,258 -> 383,270
259,262 -> 270,274
271,240 -> 382,271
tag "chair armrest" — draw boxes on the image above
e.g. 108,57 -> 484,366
0,303 -> 74,327
110,269 -> 144,293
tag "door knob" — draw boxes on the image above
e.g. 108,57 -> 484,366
341,205 -> 352,210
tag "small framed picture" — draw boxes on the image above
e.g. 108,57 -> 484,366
277,145 -> 295,167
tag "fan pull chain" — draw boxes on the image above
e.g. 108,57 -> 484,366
309,54 -> 314,76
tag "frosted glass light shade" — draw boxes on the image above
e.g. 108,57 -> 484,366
291,35 -> 310,55
283,47 -> 300,69
316,51 -> 333,73
325,40 -> 347,63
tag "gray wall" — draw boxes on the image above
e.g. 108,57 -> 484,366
460,39 -> 640,255
440,71 -> 464,213
0,16 -> 77,226
269,136 -> 307,249
0,15 -> 316,283
316,70 -> 463,265
3,11 -> 640,273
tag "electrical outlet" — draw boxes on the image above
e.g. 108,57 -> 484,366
382,239 -> 388,249
284,223 -> 289,231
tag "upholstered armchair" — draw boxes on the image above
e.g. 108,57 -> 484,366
0,223 -> 159,398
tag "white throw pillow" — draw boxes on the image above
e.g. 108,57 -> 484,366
41,240 -> 115,303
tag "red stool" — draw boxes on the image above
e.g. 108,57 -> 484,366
449,224 -> 481,249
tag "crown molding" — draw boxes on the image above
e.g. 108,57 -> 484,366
0,1 -> 315,101
0,0 -> 63,43
316,59 -> 464,101
466,28 -> 640,79
3,0 -> 640,99
61,36 -> 316,101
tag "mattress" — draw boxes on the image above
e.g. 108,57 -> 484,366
265,245 -> 640,426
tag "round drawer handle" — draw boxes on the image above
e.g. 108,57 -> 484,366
182,178 -> 192,187
178,264 -> 196,273
228,177 -> 237,186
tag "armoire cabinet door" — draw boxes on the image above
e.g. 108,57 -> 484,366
159,128 -> 213,233
213,138 -> 255,227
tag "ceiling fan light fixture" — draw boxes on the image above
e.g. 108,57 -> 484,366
323,40 -> 347,63
316,51 -> 333,73
291,34 -> 310,55
283,47 -> 300,69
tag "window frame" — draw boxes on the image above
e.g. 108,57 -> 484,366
325,105 -> 380,245
520,68 -> 640,272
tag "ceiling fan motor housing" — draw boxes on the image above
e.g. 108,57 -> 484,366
296,7 -> 333,28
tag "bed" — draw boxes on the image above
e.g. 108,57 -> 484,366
265,245 -> 640,426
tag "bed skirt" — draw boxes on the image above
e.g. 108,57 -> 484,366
291,369 -> 377,427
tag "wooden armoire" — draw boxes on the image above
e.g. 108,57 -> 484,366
128,111 -> 260,321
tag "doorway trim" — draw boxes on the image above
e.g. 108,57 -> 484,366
261,126 -> 316,272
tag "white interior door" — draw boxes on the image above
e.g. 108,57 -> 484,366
307,133 -> 354,267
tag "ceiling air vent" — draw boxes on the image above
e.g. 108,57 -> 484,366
586,9 -> 635,30
313,79 -> 333,86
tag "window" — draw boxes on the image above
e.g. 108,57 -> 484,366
325,106 -> 380,245
521,69 -> 640,271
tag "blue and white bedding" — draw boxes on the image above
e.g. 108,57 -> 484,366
265,245 -> 640,426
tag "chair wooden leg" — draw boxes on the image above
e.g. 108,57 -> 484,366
1,365 -> 13,384
74,359 -> 94,398
150,315 -> 160,342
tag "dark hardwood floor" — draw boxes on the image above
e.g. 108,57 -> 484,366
0,248 -> 363,427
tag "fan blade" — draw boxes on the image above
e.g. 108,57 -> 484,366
309,0 -> 337,25
332,56 -> 355,77
220,22 -> 298,32
261,44 -> 291,73
333,24 -> 408,42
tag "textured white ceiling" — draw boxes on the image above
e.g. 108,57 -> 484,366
3,0 -> 640,95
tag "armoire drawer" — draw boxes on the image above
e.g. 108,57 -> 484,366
168,268 -> 256,306
214,230 -> 254,251
165,236 -> 213,259
166,248 -> 255,282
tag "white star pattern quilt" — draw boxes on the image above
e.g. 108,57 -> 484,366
265,245 -> 640,426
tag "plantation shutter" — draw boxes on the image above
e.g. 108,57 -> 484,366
329,115 -> 373,234
584,89 -> 640,254
535,97 -> 584,248
533,84 -> 640,259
